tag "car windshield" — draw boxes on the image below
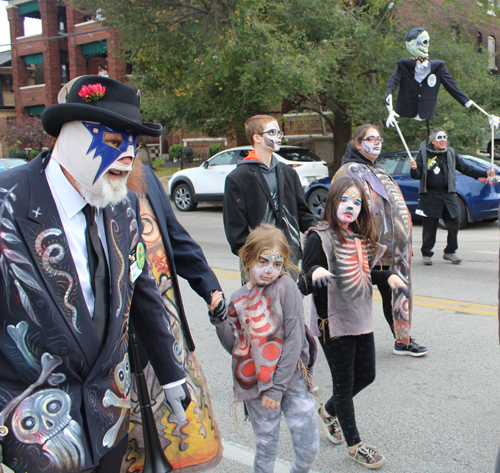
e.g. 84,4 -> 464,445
276,148 -> 322,162
0,159 -> 27,168
461,154 -> 500,172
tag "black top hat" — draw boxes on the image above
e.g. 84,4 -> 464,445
41,75 -> 162,137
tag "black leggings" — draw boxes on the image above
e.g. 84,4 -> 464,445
319,332 -> 376,447
377,280 -> 394,336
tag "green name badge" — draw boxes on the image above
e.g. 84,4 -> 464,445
136,242 -> 145,269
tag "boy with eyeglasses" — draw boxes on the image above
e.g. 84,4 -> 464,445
410,127 -> 495,265
223,115 -> 317,268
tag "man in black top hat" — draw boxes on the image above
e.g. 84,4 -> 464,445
0,76 -> 191,473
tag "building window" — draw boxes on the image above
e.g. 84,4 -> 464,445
82,9 -> 103,22
22,53 -> 44,85
488,36 -> 497,69
60,51 -> 69,84
57,5 -> 67,33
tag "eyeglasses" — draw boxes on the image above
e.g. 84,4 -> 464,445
257,129 -> 284,139
363,137 -> 384,143
435,133 -> 447,141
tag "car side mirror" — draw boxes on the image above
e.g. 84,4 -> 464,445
203,161 -> 209,169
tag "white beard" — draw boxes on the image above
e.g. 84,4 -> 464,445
78,171 -> 129,208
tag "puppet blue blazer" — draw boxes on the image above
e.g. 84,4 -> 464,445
0,153 -> 185,473
386,58 -> 470,120
140,165 -> 221,351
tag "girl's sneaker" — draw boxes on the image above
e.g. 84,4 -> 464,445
317,404 -> 343,444
348,443 -> 386,469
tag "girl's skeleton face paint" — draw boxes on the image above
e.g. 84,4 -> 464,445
361,133 -> 382,158
336,186 -> 362,225
260,121 -> 282,152
248,249 -> 284,286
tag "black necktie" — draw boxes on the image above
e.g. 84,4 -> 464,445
82,204 -> 110,348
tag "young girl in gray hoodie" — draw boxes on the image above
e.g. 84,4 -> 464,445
210,224 -> 318,473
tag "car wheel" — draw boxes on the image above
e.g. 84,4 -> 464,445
492,140 -> 500,159
438,197 -> 467,230
173,183 -> 198,211
307,188 -> 328,220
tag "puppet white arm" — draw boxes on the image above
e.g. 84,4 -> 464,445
468,101 -> 500,129
386,100 -> 415,162
385,94 -> 400,128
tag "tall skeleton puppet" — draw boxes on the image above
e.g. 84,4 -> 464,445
386,27 -> 499,161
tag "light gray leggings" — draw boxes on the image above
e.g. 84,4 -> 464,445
245,372 -> 319,473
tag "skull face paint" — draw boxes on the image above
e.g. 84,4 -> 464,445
52,121 -> 140,208
361,132 -> 383,158
406,30 -> 430,58
249,249 -> 284,286
336,186 -> 362,226
260,121 -> 282,152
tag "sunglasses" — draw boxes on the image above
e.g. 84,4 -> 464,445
435,133 -> 447,141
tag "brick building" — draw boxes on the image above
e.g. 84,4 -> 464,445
0,51 -> 15,157
6,0 -> 128,118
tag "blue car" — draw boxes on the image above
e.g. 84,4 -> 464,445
304,150 -> 500,228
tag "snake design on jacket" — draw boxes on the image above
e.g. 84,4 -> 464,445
110,219 -> 125,317
35,228 -> 78,331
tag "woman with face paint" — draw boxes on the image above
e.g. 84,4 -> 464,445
209,224 -> 319,473
332,124 -> 429,358
299,178 -> 406,470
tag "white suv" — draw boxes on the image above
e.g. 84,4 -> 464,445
168,145 -> 329,211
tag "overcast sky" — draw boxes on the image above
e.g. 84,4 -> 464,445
0,1 -> 10,52
1,1 -> 43,53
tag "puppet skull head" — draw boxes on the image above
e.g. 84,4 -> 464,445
405,27 -> 430,58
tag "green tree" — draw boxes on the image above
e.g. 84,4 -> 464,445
70,0 -> 500,171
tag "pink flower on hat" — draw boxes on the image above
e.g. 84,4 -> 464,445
78,83 -> 106,102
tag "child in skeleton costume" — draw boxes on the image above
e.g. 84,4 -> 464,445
332,124 -> 429,357
299,178 -> 406,470
209,224 -> 319,473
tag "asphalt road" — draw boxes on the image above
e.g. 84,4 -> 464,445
171,202 -> 500,473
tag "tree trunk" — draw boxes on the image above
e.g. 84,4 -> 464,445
330,109 -> 352,175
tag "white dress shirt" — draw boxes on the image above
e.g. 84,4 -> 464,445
45,158 -> 109,318
45,159 -> 184,390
